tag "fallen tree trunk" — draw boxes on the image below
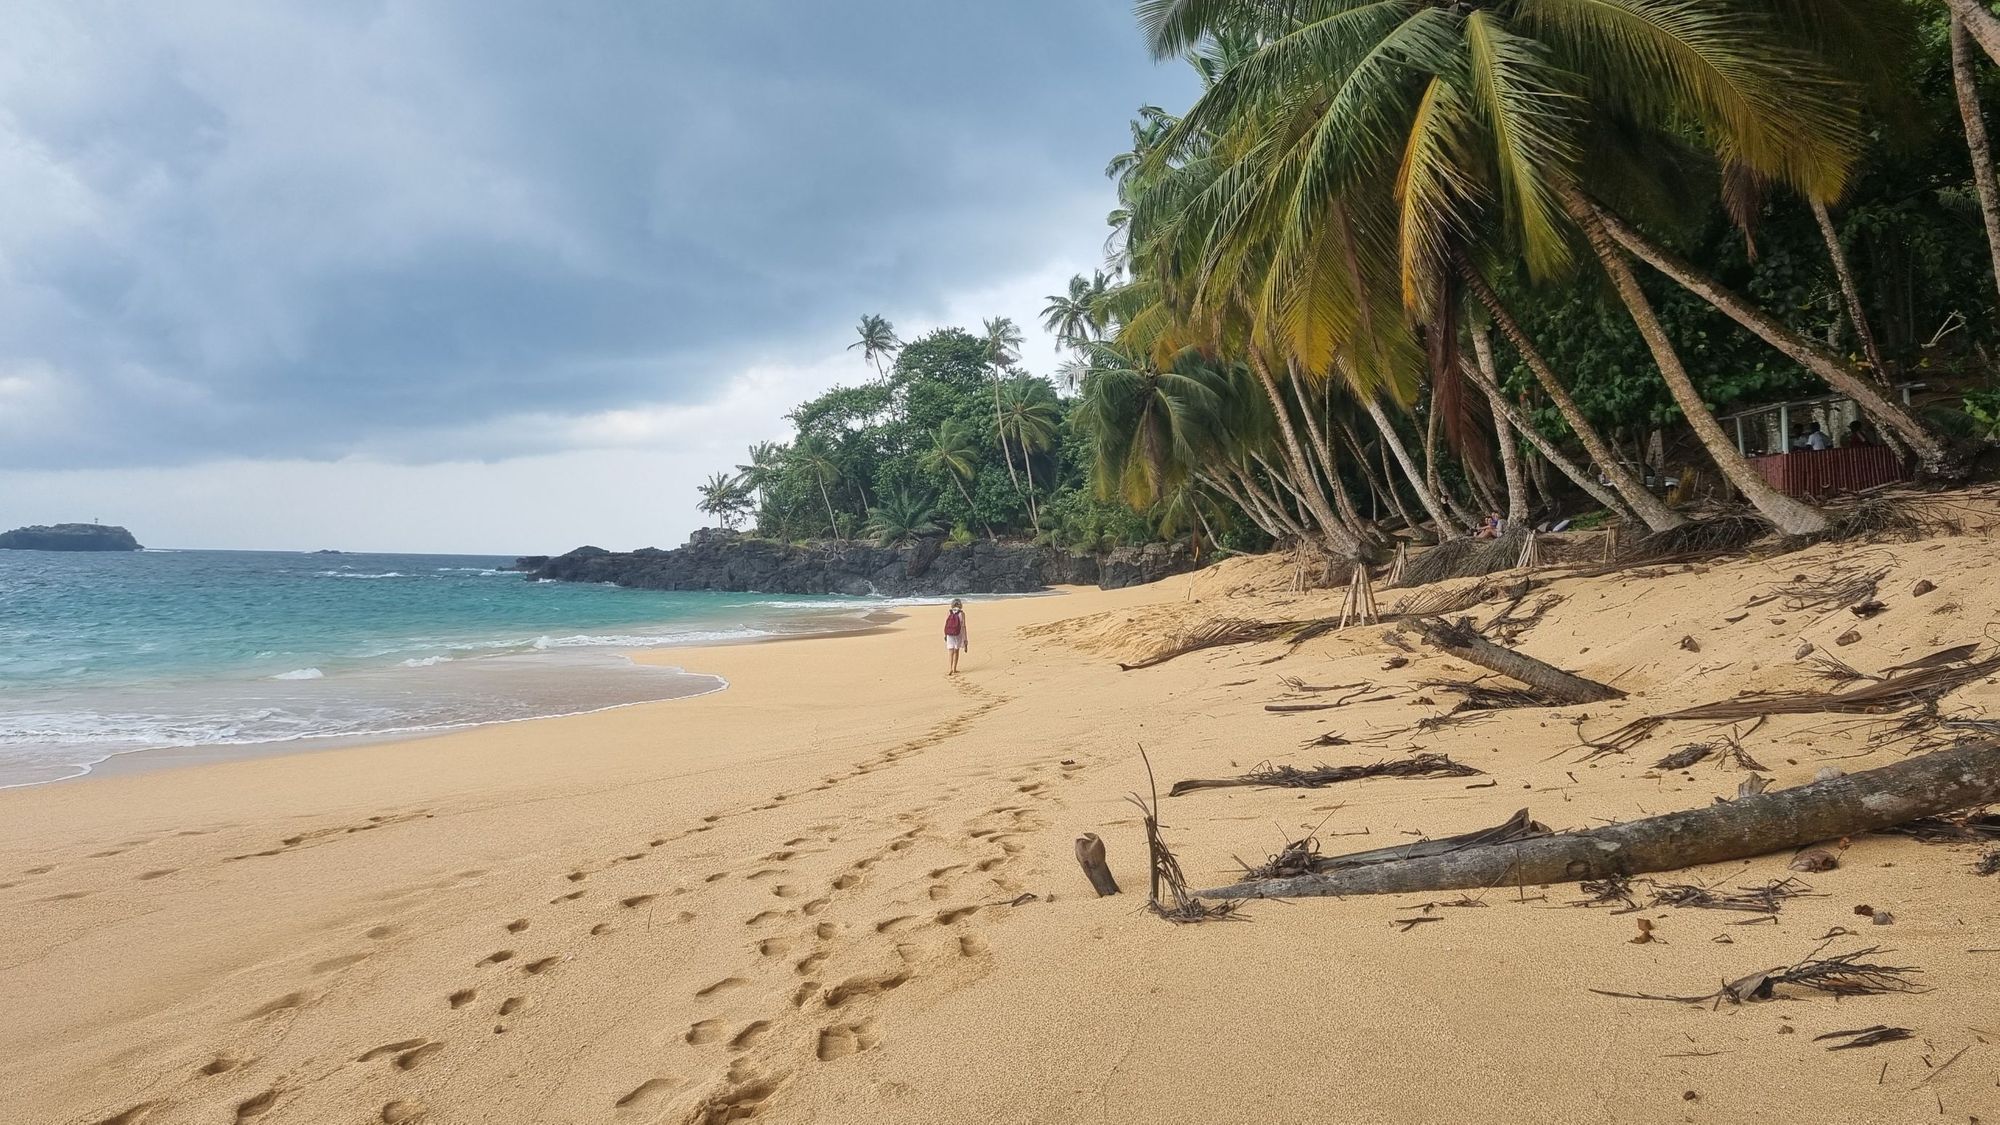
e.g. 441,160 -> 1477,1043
1409,616 -> 1625,704
1198,741 -> 2000,898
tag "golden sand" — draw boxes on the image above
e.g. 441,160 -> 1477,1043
4,529 -> 2000,1124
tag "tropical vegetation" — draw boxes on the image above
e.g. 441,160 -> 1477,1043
698,1 -> 2000,567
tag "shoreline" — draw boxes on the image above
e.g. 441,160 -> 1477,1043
0,604 -> 917,792
4,546 -> 1998,1124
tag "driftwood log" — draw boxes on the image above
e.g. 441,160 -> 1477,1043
1408,616 -> 1624,704
1198,741 -> 2000,898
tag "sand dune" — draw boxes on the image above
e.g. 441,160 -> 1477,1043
4,521 -> 2000,1124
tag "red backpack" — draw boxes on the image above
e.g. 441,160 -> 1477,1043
944,610 -> 963,636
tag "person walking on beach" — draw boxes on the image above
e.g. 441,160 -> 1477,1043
944,598 -> 969,675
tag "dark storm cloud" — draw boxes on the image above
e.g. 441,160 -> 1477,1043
0,1 -> 1191,468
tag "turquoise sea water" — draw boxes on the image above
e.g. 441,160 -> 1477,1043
0,549 -> 897,787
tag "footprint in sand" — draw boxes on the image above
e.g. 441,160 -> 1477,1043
873,916 -> 915,934
792,981 -> 820,1007
365,924 -> 400,940
498,996 -> 530,1016
379,1102 -> 427,1124
200,1053 -> 251,1077
551,890 -> 586,903
137,869 -> 177,881
591,923 -> 614,936
96,1104 -> 160,1125
695,976 -> 748,998
449,989 -> 477,1009
312,952 -> 370,974
395,1042 -> 445,1071
620,894 -> 655,909
614,1078 -> 677,1110
794,951 -> 829,975
800,898 -> 831,916
958,934 -> 989,957
235,1088 -> 281,1120
935,906 -> 979,925
505,918 -> 530,933
744,910 -> 786,927
359,1038 -> 429,1062
758,937 -> 793,958
815,1017 -> 881,1061
771,884 -> 800,899
729,1021 -> 772,1050
522,956 -> 563,975
814,921 -> 841,940
242,991 -> 312,1020
478,950 -> 515,966
831,872 -> 863,891
685,1019 -> 725,1045
823,971 -> 909,1008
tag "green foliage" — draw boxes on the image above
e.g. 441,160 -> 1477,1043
1964,389 -> 2000,441
864,489 -> 941,546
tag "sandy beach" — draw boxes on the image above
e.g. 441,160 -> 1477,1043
5,530 -> 2000,1125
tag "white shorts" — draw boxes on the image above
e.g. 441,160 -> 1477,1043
945,635 -> 966,652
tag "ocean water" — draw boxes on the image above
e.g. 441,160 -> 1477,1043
0,549 -> 901,787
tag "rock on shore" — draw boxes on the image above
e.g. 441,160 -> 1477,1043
518,529 -> 1199,595
0,523 -> 143,551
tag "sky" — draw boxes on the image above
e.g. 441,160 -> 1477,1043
0,1 -> 1195,554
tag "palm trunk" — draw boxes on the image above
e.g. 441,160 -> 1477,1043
1286,371 -> 1369,536
1948,0 -> 2000,66
1366,398 -> 1462,539
1206,470 -> 1297,541
1563,188 -> 1830,535
1809,199 -> 1891,384
1356,422 -> 1428,540
1953,15 -> 2000,305
818,480 -> 841,540
953,476 -> 995,541
1461,263 -> 1684,531
1587,198 -> 1948,472
1471,332 -> 1530,526
1248,347 -> 1364,558
1466,336 -> 1637,523
992,373 -> 1022,493
1022,450 -> 1042,535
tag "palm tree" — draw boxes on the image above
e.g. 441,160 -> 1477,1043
1041,272 -> 1112,352
847,314 -> 901,380
1135,0 -> 1870,534
788,437 -> 844,540
864,489 -> 940,547
995,375 -> 1061,534
695,472 -> 752,530
980,316 -> 1027,491
734,441 -> 782,511
1947,0 -> 2000,65
1952,15 -> 2000,304
920,419 -> 994,540
1072,342 -> 1225,511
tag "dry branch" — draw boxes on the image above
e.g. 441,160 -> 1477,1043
1169,753 -> 1481,797
1591,943 -> 1921,1006
1198,741 -> 2000,898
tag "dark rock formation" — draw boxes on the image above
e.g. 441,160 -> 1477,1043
0,523 -> 142,551
521,529 -> 1200,595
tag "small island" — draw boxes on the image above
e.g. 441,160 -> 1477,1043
0,523 -> 143,552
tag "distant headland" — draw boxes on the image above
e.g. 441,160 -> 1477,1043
0,523 -> 143,551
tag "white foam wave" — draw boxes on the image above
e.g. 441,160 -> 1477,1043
528,629 -> 771,650
317,570 -> 406,579
271,667 -> 325,680
399,655 -> 453,667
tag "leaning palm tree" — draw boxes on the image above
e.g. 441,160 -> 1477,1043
864,489 -> 941,547
920,419 -> 994,540
787,437 -> 845,540
981,316 -> 1027,490
847,314 -> 901,380
1947,0 -> 2000,65
995,375 -> 1061,534
735,441 -> 782,510
1072,341 -> 1226,511
1136,0 -> 1876,534
1952,14 -> 2000,303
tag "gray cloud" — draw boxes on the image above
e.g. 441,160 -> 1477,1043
0,1 -> 1192,469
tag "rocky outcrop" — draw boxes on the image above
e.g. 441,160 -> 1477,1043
0,523 -> 142,551
522,530 -> 1200,595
